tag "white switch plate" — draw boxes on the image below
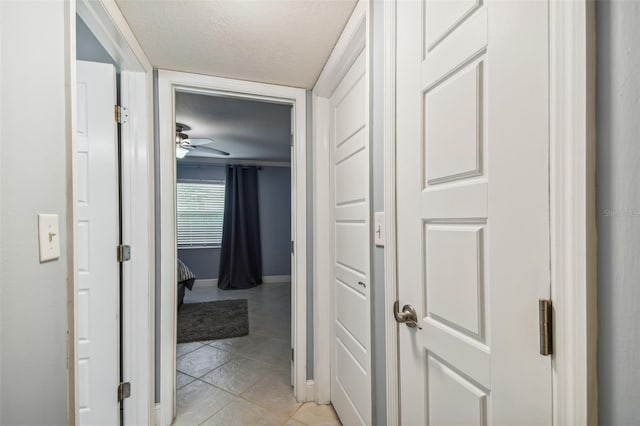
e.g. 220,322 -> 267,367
38,214 -> 60,262
374,211 -> 385,246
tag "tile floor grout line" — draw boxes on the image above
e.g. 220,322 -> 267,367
234,392 -> 302,419
195,391 -> 235,426
176,342 -> 205,359
194,357 -> 234,380
289,403 -> 306,418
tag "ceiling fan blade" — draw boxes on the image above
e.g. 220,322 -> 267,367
194,145 -> 230,156
184,138 -> 214,146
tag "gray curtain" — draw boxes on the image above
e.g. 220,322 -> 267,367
218,166 -> 263,289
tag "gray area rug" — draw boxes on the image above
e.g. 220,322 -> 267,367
177,299 -> 249,343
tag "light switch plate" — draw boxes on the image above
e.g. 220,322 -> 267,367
374,211 -> 385,246
38,214 -> 60,262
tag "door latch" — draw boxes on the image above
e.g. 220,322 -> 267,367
393,301 -> 421,329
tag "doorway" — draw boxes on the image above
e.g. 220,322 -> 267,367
157,70 -> 308,426
172,92 -> 296,424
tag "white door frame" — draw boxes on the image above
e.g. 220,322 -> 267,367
312,0 -> 368,406
157,70 -> 308,426
375,0 -> 597,425
70,1 -> 155,425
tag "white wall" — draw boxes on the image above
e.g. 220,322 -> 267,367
1,2 -> 70,424
596,1 -> 640,423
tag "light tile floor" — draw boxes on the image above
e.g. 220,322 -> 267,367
175,281 -> 341,426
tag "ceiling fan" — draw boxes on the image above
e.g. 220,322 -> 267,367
175,123 -> 230,159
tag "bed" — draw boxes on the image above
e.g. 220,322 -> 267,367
177,258 -> 196,307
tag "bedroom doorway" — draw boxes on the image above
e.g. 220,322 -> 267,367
157,70 -> 308,426
173,92 -> 296,424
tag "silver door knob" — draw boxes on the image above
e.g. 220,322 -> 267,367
393,301 -> 421,329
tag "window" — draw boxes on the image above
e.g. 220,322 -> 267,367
176,180 -> 225,248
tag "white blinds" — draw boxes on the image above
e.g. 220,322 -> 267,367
176,181 -> 225,247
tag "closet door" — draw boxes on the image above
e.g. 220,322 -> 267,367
330,49 -> 372,426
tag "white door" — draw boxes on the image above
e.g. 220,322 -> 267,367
76,60 -> 120,425
396,0 -> 552,424
330,50 -> 371,425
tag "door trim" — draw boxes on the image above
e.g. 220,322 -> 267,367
157,70 -> 308,426
71,1 -> 155,425
312,0 -> 368,407
381,0 -> 597,424
382,1 -> 398,425
549,1 -> 597,424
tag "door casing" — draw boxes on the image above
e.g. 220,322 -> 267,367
314,0 -> 597,425
156,70 -> 308,426
70,1 -> 155,425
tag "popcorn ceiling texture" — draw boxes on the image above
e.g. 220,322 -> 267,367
115,0 -> 358,88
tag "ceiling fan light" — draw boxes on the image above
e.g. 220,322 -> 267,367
176,145 -> 189,159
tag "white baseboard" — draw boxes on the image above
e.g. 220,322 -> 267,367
194,275 -> 291,287
262,274 -> 292,284
305,379 -> 316,402
194,278 -> 218,288
154,403 -> 161,426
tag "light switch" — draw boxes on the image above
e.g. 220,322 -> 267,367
38,214 -> 60,262
374,211 -> 385,246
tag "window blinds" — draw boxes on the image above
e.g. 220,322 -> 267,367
176,181 -> 225,247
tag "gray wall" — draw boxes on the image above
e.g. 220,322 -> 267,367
177,164 -> 292,279
1,2 -> 69,423
371,2 -> 387,424
257,167 -> 292,276
596,1 -> 640,424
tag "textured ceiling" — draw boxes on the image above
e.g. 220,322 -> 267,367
115,0 -> 358,88
175,91 -> 292,162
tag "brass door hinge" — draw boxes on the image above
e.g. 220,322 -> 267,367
117,382 -> 131,402
117,245 -> 131,262
114,105 -> 128,124
539,299 -> 553,356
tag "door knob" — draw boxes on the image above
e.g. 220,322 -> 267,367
393,301 -> 421,329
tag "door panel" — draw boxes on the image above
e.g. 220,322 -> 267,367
76,60 -> 120,425
396,0 -> 552,424
427,355 -> 488,426
425,62 -> 482,184
426,224 -> 484,337
331,49 -> 371,426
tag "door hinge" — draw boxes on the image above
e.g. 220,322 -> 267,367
291,240 -> 294,255
117,382 -> 131,402
117,244 -> 131,262
291,348 -> 294,362
539,299 -> 553,356
114,105 -> 128,124
290,133 -> 294,147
